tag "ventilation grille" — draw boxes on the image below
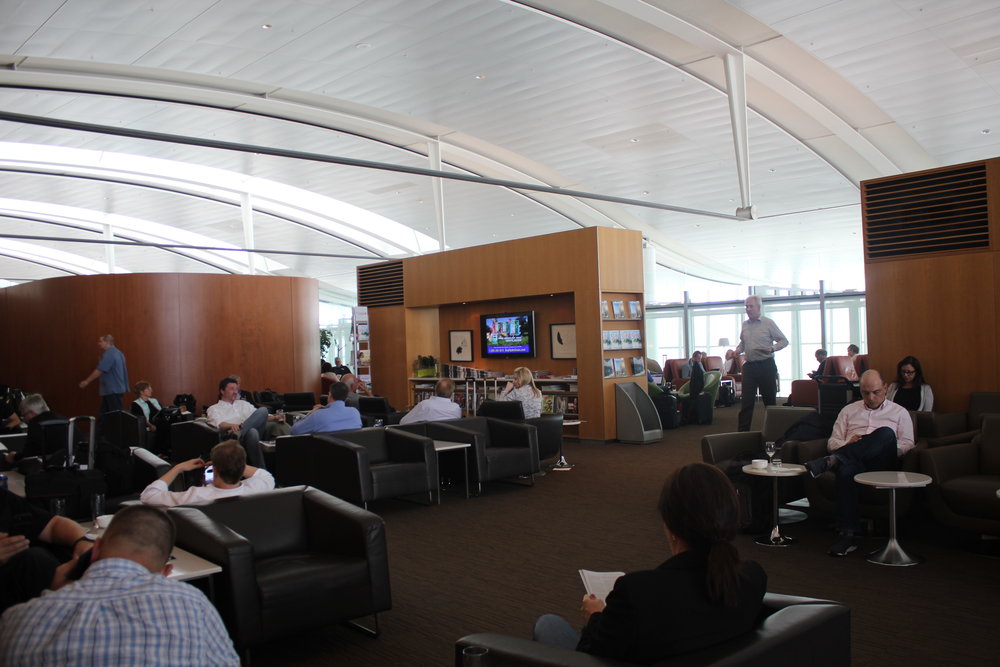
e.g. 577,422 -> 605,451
357,260 -> 404,307
862,162 -> 989,260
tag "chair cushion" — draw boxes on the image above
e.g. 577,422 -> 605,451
941,475 -> 1000,520
257,552 -> 373,639
370,461 -> 431,499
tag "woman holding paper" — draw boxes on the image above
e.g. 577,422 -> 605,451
534,463 -> 766,664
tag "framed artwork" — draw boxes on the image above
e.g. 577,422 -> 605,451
550,323 -> 577,359
449,330 -> 473,362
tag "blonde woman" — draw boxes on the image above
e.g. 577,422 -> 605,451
499,367 -> 543,418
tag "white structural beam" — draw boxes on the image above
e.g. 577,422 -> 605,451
724,52 -> 753,218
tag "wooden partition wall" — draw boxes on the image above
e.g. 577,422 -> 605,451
863,157 -> 1000,412
0,274 -> 319,418
360,227 -> 645,441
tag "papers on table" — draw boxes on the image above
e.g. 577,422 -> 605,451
579,569 -> 624,601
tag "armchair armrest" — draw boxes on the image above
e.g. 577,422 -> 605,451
926,430 -> 979,449
701,432 -> 762,466
486,418 -> 538,449
169,506 -> 260,646
455,633 -> 629,667
314,435 -> 372,504
925,412 -> 969,438
385,428 -> 436,464
302,487 -> 391,612
919,443 -> 979,484
791,438 -> 829,462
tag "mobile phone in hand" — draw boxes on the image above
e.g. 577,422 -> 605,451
203,464 -> 214,485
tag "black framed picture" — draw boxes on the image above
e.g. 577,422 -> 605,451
550,323 -> 576,359
449,329 -> 473,362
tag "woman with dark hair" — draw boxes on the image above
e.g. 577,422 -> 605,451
533,463 -> 766,664
887,356 -> 933,411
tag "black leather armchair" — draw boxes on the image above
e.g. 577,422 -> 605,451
455,593 -> 850,667
170,419 -> 222,462
473,400 -> 563,464
102,409 -> 146,450
430,416 -> 539,494
170,486 -> 391,652
275,427 -> 437,507
919,414 -> 1000,536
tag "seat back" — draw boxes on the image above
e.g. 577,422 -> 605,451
702,356 -> 724,373
476,400 -> 525,421
968,392 -> 1000,431
980,414 -> 1000,474
664,359 -> 688,385
358,396 -> 391,416
170,420 -> 220,463
190,487 -> 309,559
38,419 -> 71,466
852,354 -> 869,377
816,377 -> 854,421
762,406 -> 817,443
327,427 -> 389,462
823,356 -> 858,381
788,379 -> 819,407
282,392 -> 317,412
103,410 -> 144,449
703,370 -> 722,404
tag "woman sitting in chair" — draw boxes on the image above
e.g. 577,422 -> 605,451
533,463 -> 766,664
887,355 -> 933,411
499,366 -> 543,419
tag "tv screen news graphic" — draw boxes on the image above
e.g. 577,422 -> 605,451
480,311 -> 536,359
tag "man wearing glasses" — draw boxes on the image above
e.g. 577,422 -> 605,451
803,370 -> 914,556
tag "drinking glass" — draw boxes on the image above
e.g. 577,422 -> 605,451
462,646 -> 489,667
764,441 -> 776,466
91,492 -> 105,523
50,497 -> 67,516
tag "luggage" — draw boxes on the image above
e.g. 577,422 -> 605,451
717,382 -> 735,407
651,393 -> 681,429
690,391 -> 713,425
25,416 -> 107,520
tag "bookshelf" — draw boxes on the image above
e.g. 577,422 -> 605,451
600,292 -> 645,381
408,376 -> 579,419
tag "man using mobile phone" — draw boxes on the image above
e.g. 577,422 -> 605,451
138,439 -> 273,507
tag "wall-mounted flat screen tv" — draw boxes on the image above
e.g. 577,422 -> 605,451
480,311 -> 536,359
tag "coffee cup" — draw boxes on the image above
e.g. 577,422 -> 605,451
95,514 -> 114,529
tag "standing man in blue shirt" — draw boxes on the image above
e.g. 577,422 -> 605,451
78,334 -> 130,415
735,296 -> 788,432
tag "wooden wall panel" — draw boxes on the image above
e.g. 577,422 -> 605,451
597,226 -> 645,292
0,274 -> 319,418
403,227 -> 606,307
866,254 -> 996,412
368,305 -> 411,411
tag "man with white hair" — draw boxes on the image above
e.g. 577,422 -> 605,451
735,295 -> 788,431
804,369 -> 914,556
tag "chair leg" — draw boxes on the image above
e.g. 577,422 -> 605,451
344,613 -> 380,638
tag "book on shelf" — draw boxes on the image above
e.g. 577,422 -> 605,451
602,329 -> 613,350
628,300 -> 642,319
541,395 -> 555,414
579,569 -> 625,602
612,358 -> 627,377
356,324 -> 370,341
357,349 -> 371,365
603,358 -> 615,378
631,356 -> 645,376
600,299 -> 612,319
566,396 -> 578,414
608,329 -> 622,350
611,300 -> 626,319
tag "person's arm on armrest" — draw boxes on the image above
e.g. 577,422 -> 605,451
38,515 -> 89,557
140,459 -> 205,505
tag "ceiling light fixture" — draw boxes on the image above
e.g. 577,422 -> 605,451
356,42 -> 371,50
983,129 -> 992,135
261,24 -> 272,29
629,138 -> 639,143
474,74 -> 486,80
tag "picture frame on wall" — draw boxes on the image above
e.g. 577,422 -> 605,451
550,323 -> 577,359
449,329 -> 473,362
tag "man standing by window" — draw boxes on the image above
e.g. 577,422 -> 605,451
735,296 -> 787,432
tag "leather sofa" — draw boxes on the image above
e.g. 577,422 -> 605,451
923,391 -> 1000,448
454,593 -> 850,667
919,413 -> 1000,536
275,427 -> 437,507
170,486 -> 391,652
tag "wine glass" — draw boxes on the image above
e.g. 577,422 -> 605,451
764,441 -> 776,467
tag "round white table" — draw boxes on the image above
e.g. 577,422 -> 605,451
854,471 -> 932,566
742,463 -> 807,547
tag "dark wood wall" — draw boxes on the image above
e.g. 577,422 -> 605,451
0,274 -> 319,418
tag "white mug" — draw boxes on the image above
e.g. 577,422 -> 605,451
751,459 -> 768,469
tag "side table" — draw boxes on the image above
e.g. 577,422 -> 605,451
742,463 -> 807,546
854,471 -> 931,566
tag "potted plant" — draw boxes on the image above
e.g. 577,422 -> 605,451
415,355 -> 438,378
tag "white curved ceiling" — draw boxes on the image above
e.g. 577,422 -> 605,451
0,0 -> 998,295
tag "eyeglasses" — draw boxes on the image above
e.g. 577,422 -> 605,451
901,369 -> 916,375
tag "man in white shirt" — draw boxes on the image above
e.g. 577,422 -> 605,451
735,295 -> 788,431
803,369 -> 914,557
206,377 -> 285,467
400,379 -> 462,425
139,439 -> 274,507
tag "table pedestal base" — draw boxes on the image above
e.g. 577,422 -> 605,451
754,531 -> 797,547
866,537 -> 921,566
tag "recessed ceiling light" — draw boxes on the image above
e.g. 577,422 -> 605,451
642,191 -> 649,196
261,24 -> 272,29
356,42 -> 371,50
474,74 -> 487,80
629,138 -> 639,143
983,128 -> 992,135
768,168 -> 776,173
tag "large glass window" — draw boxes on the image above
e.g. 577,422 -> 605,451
646,292 -> 866,395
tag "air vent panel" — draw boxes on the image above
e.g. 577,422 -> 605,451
357,260 -> 404,307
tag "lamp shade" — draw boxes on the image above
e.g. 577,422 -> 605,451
718,338 -> 730,347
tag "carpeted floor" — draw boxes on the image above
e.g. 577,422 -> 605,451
251,404 -> 1000,666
